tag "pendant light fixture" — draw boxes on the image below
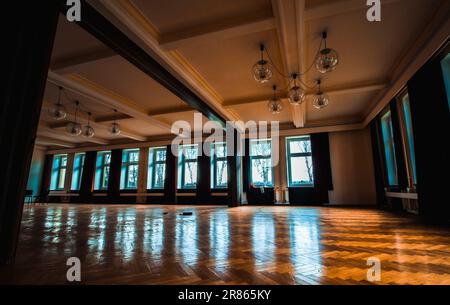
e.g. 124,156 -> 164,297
82,112 -> 95,138
313,80 -> 329,109
252,44 -> 273,84
268,85 -> 283,114
288,73 -> 306,106
50,86 -> 67,120
66,101 -> 82,136
316,31 -> 339,74
109,109 -> 121,136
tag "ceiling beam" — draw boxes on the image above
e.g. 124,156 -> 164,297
224,82 -> 387,107
94,113 -> 132,123
35,137 -> 75,148
272,0 -> 306,128
61,1 -> 227,127
47,71 -> 171,130
159,12 -> 276,51
93,0 -> 243,131
304,0 -> 402,21
150,106 -> 195,117
51,46 -> 116,71
37,125 -> 109,145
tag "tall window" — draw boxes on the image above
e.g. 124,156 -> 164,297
71,153 -> 85,191
286,136 -> 314,187
94,151 -> 111,190
250,139 -> 273,187
211,143 -> 227,189
148,147 -> 166,190
400,94 -> 417,185
441,52 -> 450,109
178,144 -> 198,189
50,154 -> 68,191
380,111 -> 398,186
121,149 -> 140,190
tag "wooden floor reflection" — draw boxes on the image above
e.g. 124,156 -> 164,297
1,204 -> 449,284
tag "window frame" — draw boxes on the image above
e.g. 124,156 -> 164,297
95,151 -> 111,191
50,154 -> 68,191
148,147 -> 167,190
121,149 -> 140,190
211,142 -> 228,189
286,136 -> 314,188
380,108 -> 399,187
396,90 -> 417,188
249,139 -> 274,187
71,152 -> 85,191
178,144 -> 199,190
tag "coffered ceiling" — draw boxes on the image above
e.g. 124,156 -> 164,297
38,0 -> 448,150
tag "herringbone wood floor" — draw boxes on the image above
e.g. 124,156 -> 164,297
0,204 -> 449,284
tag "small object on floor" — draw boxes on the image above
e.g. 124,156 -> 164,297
180,211 -> 193,216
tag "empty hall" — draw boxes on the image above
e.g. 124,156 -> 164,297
0,0 -> 449,287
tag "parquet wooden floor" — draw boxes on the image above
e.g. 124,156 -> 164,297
0,204 -> 449,285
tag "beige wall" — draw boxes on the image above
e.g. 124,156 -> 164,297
328,127 -> 377,206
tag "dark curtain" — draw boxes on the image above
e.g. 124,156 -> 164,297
311,133 -> 333,203
108,149 -> 123,203
0,0 -> 60,264
407,48 -> 450,224
242,139 -> 251,192
79,151 -> 97,203
40,155 -> 54,197
370,121 -> 387,206
164,145 -> 177,203
197,143 -> 211,203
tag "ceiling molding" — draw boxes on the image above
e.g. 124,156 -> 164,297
47,71 -> 171,130
304,0 -> 402,21
51,47 -> 117,71
35,137 -> 75,148
363,1 -> 450,126
159,12 -> 276,51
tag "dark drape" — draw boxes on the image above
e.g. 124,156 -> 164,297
0,0 -> 60,264
197,143 -> 211,203
407,49 -> 450,224
311,133 -> 333,204
108,149 -> 123,202
370,121 -> 387,206
164,145 -> 177,203
242,139 -> 251,192
79,151 -> 97,202
227,129 -> 242,207
40,155 -> 54,196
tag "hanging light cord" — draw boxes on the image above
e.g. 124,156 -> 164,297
263,36 -> 324,90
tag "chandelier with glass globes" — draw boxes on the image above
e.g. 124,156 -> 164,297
251,31 -> 339,114
49,85 -> 122,138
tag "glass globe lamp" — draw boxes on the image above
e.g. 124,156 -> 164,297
315,48 -> 339,74
313,92 -> 329,109
50,104 -> 67,120
109,122 -> 121,136
66,122 -> 82,136
82,125 -> 95,138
